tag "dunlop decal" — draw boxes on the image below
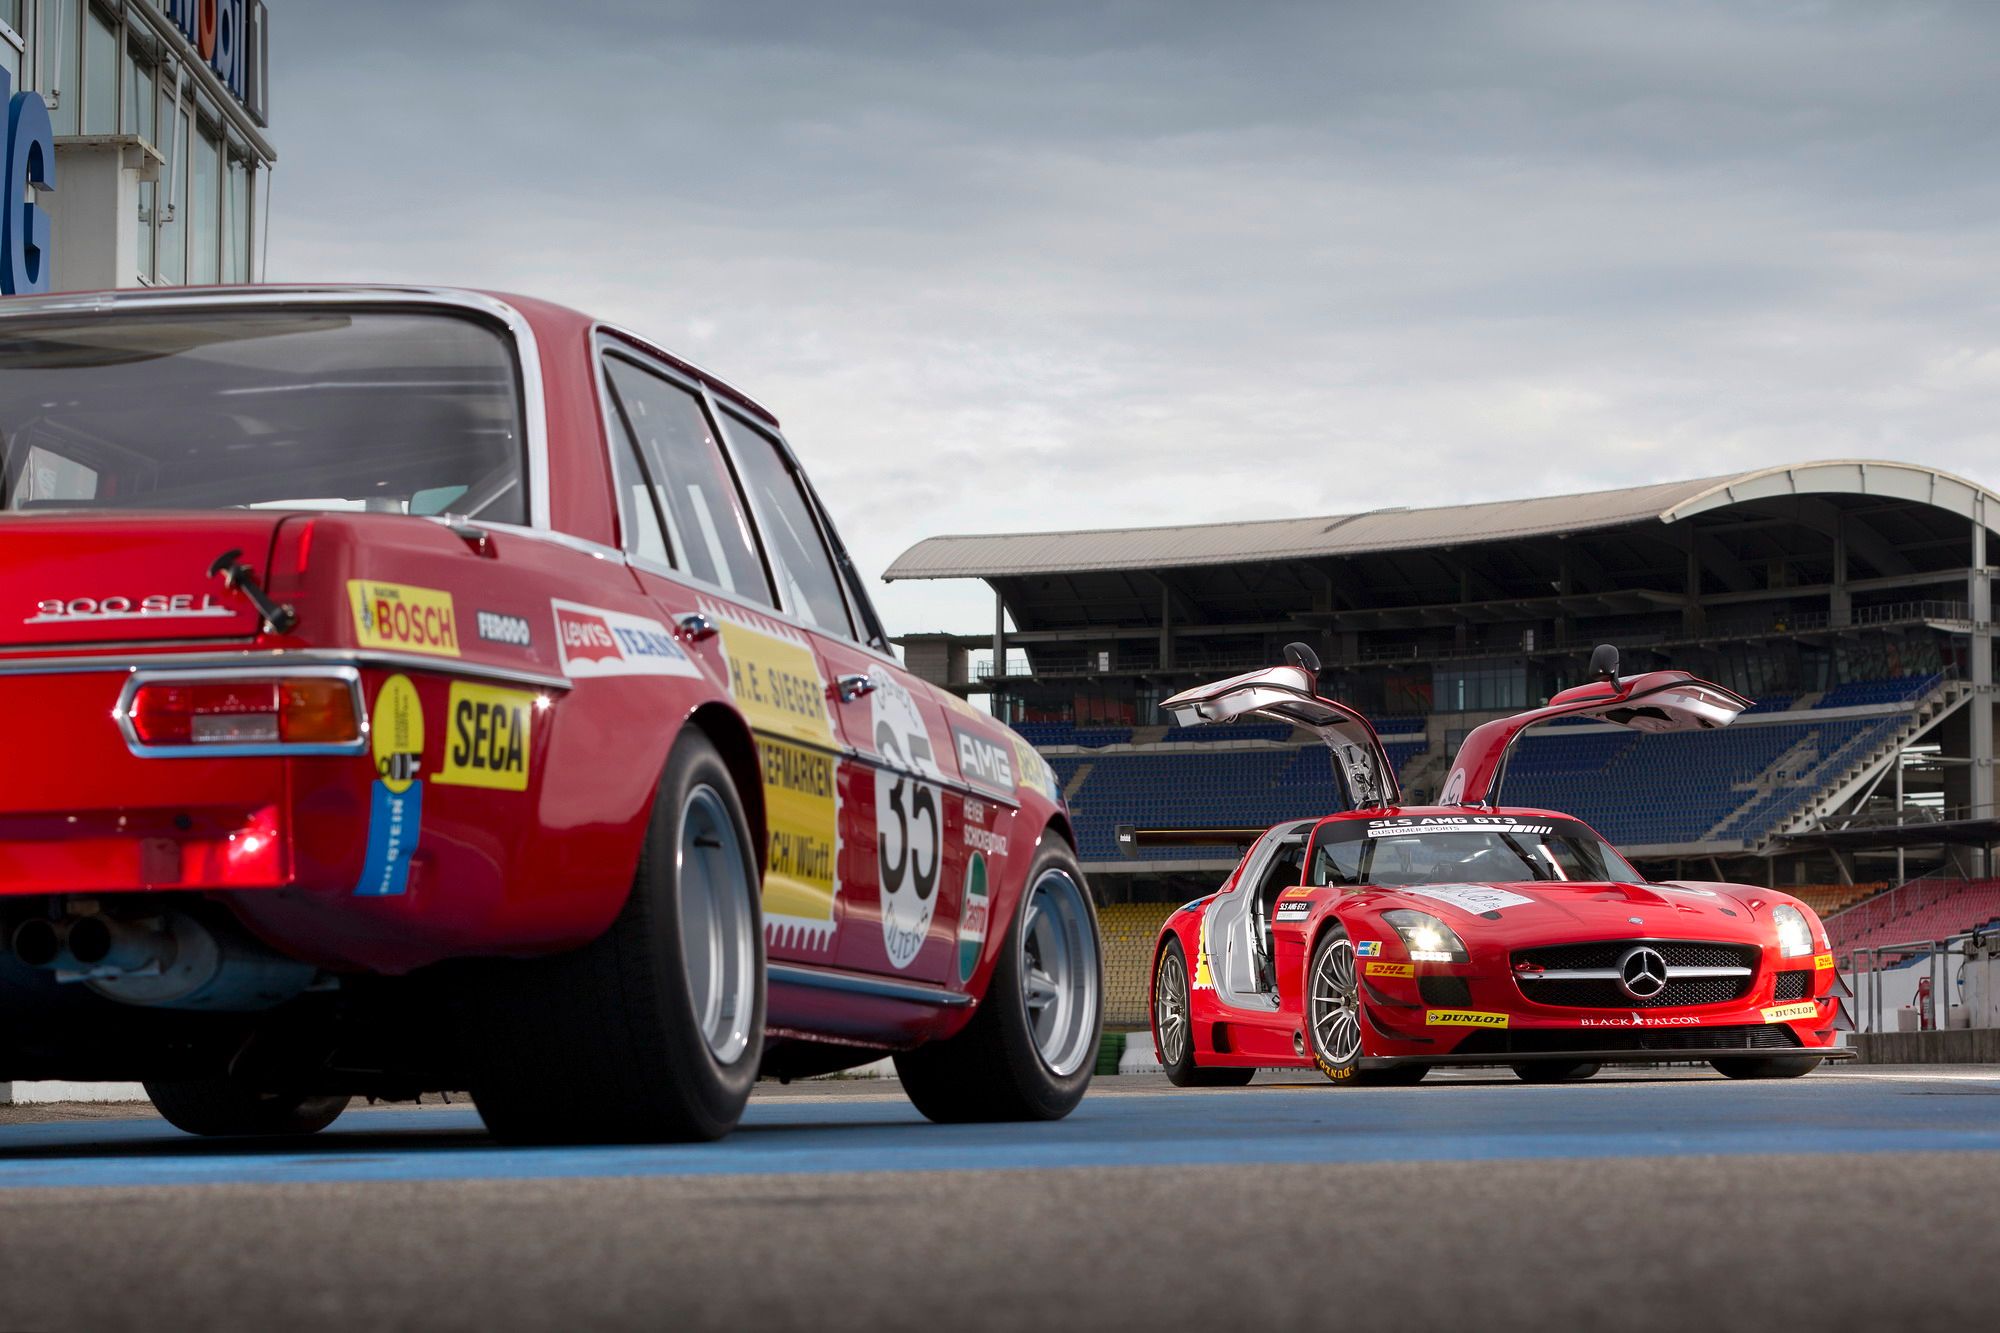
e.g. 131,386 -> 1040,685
437,682 -> 533,792
1425,1009 -> 1508,1029
1761,1000 -> 1819,1023
349,581 -> 460,658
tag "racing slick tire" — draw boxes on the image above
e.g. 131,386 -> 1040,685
1303,924 -> 1367,1085
143,1080 -> 350,1138
469,730 -> 766,1144
1709,1056 -> 1824,1080
896,839 -> 1103,1123
1153,937 -> 1255,1088
1511,1061 -> 1601,1083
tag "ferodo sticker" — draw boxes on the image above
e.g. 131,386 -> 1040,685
958,852 -> 990,983
349,581 -> 460,658
1426,1010 -> 1508,1029
1813,953 -> 1835,971
356,675 -> 424,897
759,740 -> 840,949
873,675 -> 946,969
551,599 -> 699,680
1762,1001 -> 1819,1023
437,682 -> 533,792
1365,961 -> 1414,979
701,598 -> 834,748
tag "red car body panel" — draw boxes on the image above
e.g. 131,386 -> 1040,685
0,284 -> 1064,1066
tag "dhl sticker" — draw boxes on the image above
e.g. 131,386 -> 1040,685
1365,961 -> 1414,979
1762,1000 -> 1819,1023
349,580 -> 460,657
1813,953 -> 1835,971
1426,1009 -> 1508,1029
436,682 -> 532,792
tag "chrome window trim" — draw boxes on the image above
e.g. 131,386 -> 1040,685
0,285 -> 551,531
113,664 -> 368,759
0,647 -> 572,693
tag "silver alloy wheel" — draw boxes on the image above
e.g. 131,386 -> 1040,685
677,783 -> 756,1065
1309,936 -> 1363,1068
1155,949 -> 1189,1066
1019,868 -> 1100,1077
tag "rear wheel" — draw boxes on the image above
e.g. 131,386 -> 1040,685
1153,937 -> 1255,1088
144,1079 -> 349,1138
1512,1061 -> 1601,1083
469,730 -> 765,1144
1711,1056 -> 1823,1080
1304,925 -> 1365,1084
897,841 -> 1103,1122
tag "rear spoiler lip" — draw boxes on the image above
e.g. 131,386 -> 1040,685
1116,824 -> 1273,858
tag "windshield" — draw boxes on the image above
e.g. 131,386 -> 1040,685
0,308 -> 527,524
1307,815 -> 1644,888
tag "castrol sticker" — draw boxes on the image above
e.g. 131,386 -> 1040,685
349,581 -> 460,658
551,600 -> 700,679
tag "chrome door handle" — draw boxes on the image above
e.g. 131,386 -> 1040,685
836,673 -> 878,703
675,613 -> 718,643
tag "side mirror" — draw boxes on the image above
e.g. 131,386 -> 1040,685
1589,643 -> 1620,686
1283,641 -> 1321,685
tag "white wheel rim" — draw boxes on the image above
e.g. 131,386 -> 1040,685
1155,950 -> 1189,1065
677,783 -> 756,1065
1309,937 -> 1363,1067
1019,868 -> 1100,1077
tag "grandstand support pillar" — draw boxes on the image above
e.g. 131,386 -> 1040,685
1831,523 -> 1852,628
1159,584 -> 1172,671
1972,511 -> 1994,862
1682,529 -> 1706,637
992,590 -> 1007,696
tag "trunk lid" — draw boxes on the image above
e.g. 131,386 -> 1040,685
0,513 -> 279,649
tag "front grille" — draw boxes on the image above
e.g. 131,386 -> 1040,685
1419,975 -> 1472,1007
1514,940 -> 1758,971
1451,1024 -> 1801,1056
1773,970 -> 1811,1001
1520,975 -> 1753,1009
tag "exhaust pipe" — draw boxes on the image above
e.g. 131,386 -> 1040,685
10,918 -> 67,969
66,914 -> 179,973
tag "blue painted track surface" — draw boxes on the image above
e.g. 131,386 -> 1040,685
5,1071 -> 1999,1189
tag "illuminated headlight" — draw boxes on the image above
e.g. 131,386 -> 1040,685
1772,904 -> 1814,958
1382,910 -> 1470,964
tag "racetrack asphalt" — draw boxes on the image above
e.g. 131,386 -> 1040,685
2,1066 -> 1997,1331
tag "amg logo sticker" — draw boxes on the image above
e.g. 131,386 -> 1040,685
476,610 -> 533,648
954,727 -> 1015,794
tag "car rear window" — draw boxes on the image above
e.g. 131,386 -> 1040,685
0,308 -> 528,524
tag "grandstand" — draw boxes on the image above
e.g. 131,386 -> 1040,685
889,460 -> 2000,981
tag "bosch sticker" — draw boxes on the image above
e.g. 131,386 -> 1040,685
356,674 -> 424,897
437,682 -> 532,792
349,581 -> 460,658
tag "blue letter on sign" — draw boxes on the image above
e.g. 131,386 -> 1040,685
1,72 -> 56,296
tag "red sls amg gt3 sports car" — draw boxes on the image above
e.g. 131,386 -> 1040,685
1147,643 -> 1851,1087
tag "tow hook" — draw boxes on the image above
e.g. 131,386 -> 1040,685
208,549 -> 298,634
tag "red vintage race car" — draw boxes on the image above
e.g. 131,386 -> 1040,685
1147,644 -> 1851,1087
0,285 -> 1100,1142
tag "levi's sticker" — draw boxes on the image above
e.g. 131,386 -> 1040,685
1402,884 -> 1534,914
1355,940 -> 1382,957
437,682 -> 533,792
1762,1001 -> 1819,1023
350,581 -> 460,657
1365,961 -> 1414,978
552,599 -> 701,681
1426,1010 -> 1508,1029
1813,953 -> 1835,970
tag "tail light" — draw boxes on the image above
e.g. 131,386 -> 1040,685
118,669 -> 365,756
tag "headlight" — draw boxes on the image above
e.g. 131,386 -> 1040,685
1771,904 -> 1814,958
1382,909 -> 1470,964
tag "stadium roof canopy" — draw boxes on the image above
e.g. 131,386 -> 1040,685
886,460 -> 2000,582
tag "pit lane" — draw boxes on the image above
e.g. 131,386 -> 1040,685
2,1067 -> 1997,1330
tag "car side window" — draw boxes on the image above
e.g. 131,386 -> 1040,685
603,358 -> 773,604
604,401 -> 672,567
717,410 -> 856,639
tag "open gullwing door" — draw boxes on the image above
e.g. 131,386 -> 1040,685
1159,643 -> 1401,810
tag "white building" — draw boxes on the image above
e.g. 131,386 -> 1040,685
2,0 -> 272,293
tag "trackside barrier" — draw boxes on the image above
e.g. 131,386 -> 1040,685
1845,927 -> 2000,1034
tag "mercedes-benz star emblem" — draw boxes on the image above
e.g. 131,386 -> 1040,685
1617,945 -> 1669,1000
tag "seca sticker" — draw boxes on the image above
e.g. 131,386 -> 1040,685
1402,884 -> 1535,914
551,599 -> 700,680
436,682 -> 532,792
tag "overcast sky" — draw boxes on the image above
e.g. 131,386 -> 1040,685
271,1 -> 2000,636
